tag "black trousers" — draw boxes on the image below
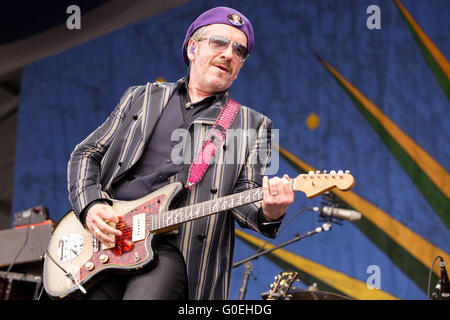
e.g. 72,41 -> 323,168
80,238 -> 188,300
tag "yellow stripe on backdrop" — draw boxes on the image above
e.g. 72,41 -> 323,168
317,57 -> 450,199
394,0 -> 450,80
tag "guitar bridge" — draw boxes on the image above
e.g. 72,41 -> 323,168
100,221 -> 117,250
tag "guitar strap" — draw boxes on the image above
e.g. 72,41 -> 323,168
186,97 -> 241,190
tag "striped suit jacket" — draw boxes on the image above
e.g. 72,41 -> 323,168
68,78 -> 279,299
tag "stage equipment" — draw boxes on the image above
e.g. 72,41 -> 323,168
316,206 -> 362,221
0,270 -> 42,300
261,270 -> 352,300
0,206 -> 54,300
233,221 -> 332,299
13,206 -> 49,227
429,256 -> 450,300
0,220 -> 53,267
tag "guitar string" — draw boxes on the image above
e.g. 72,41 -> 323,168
105,174 -> 335,235
111,188 -> 264,235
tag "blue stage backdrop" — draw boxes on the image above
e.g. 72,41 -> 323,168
13,0 -> 449,300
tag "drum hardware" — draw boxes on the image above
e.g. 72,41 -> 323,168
284,287 -> 352,300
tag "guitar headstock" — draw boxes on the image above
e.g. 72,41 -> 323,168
292,170 -> 355,198
266,271 -> 298,300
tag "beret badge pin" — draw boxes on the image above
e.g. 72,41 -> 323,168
227,13 -> 244,27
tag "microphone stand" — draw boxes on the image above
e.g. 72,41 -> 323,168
238,261 -> 254,300
233,222 -> 332,299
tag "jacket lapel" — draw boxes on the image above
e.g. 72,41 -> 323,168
110,80 -> 181,183
141,80 -> 182,144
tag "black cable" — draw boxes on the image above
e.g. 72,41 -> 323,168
5,213 -> 33,274
255,207 -> 316,254
3,212 -> 33,300
427,255 -> 442,300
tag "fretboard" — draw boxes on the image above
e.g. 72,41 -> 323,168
148,187 -> 264,231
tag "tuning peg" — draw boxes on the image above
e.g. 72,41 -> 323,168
308,171 -> 314,176
338,170 -> 344,175
316,171 -> 321,174
345,170 -> 350,174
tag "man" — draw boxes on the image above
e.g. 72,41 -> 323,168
68,6 -> 294,300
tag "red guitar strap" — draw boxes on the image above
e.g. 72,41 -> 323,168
186,97 -> 241,190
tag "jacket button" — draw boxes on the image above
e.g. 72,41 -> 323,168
132,114 -> 138,120
210,187 -> 217,194
118,161 -> 123,166
198,233 -> 206,240
223,144 -> 227,151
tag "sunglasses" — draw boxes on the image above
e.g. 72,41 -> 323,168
194,35 -> 249,61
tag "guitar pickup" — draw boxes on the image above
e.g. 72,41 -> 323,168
132,213 -> 146,242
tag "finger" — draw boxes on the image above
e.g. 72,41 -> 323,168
90,205 -> 121,235
93,211 -> 122,237
95,204 -> 120,224
93,221 -> 115,245
268,177 -> 281,196
281,177 -> 294,199
263,176 -> 270,198
87,207 -> 121,240
94,228 -> 115,246
97,219 -> 122,237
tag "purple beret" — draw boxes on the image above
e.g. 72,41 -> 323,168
182,6 -> 254,65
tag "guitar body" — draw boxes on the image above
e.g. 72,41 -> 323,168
43,182 -> 184,299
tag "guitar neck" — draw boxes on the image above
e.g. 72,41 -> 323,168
146,171 -> 355,232
149,187 -> 265,231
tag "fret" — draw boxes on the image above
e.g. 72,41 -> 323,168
151,187 -> 264,231
194,205 -> 201,218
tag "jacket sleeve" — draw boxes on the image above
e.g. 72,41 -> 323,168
230,114 -> 281,239
67,86 -> 138,218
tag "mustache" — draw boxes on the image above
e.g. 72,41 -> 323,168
210,60 -> 233,73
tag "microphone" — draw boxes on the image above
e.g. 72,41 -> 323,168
315,206 -> 362,221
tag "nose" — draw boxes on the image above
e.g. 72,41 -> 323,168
220,44 -> 234,60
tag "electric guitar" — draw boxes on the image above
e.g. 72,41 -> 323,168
265,271 -> 299,300
43,170 -> 354,298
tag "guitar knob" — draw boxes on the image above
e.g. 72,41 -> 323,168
100,254 -> 109,263
85,262 -> 94,271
